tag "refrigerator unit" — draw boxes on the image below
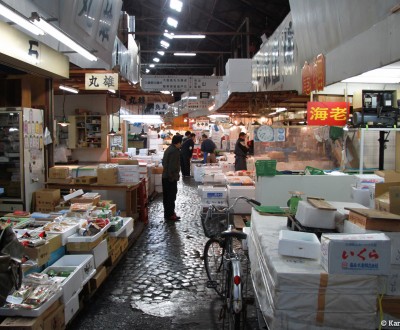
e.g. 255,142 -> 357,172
0,107 -> 45,213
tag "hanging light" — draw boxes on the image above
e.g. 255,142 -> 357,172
238,121 -> 245,126
108,128 -> 116,136
251,120 -> 261,126
58,91 -> 70,126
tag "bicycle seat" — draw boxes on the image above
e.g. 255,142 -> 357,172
221,229 -> 247,240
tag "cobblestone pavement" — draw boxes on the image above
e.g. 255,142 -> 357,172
69,177 -> 259,330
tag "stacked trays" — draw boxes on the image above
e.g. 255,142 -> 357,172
248,209 -> 378,330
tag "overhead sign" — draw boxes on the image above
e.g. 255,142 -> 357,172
307,102 -> 349,126
0,20 -> 69,79
302,54 -> 326,95
85,73 -> 119,90
142,75 -> 221,92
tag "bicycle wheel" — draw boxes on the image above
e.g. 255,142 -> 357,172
204,238 -> 225,296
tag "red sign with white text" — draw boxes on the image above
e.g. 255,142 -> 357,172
307,102 -> 349,126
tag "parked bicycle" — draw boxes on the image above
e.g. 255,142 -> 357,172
201,196 -> 261,330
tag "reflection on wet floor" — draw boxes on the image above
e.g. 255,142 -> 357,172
69,177 -> 259,330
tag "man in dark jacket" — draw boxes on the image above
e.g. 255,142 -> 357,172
162,134 -> 183,221
200,134 -> 217,164
234,132 -> 249,171
180,133 -> 196,177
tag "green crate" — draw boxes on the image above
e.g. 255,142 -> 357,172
255,160 -> 277,176
304,166 -> 325,175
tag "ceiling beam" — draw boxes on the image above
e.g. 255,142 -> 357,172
140,50 -> 231,54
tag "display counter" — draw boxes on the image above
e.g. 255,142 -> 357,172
45,182 -> 141,218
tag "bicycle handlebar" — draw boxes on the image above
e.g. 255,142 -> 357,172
208,196 -> 261,212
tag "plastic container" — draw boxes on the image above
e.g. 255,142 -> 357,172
255,160 -> 277,176
304,166 -> 325,175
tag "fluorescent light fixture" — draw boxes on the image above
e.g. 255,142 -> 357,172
163,32 -> 174,39
167,17 -> 178,28
170,0 -> 183,12
153,57 -> 160,62
174,52 -> 196,56
121,114 -> 164,124
30,12 -> 97,61
208,105 -> 215,111
275,107 -> 287,113
145,69 -> 150,73
59,85 -> 79,94
108,89 -> 116,94
173,34 -> 205,39
0,1 -> 44,35
149,64 -> 155,68
160,91 -> 172,94
160,40 -> 170,49
157,51 -> 165,56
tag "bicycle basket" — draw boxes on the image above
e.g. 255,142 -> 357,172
255,160 -> 277,176
201,207 -> 228,238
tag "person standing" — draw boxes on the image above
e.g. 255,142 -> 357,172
234,132 -> 249,171
182,130 -> 191,143
200,134 -> 217,164
180,133 -> 196,177
162,134 -> 183,221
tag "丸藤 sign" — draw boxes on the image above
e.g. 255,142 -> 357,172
307,102 -> 349,126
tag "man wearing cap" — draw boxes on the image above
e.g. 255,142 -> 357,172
162,134 -> 183,221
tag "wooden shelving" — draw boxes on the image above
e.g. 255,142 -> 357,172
68,114 -> 108,149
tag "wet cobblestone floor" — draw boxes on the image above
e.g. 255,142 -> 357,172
69,177 -> 260,330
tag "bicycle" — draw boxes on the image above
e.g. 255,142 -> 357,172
201,196 -> 261,330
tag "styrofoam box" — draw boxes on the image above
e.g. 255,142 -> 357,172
228,199 -> 252,214
155,185 -> 163,193
0,289 -> 62,317
295,200 -> 336,229
242,227 -> 251,251
42,265 -> 81,303
154,174 -> 162,186
278,230 -> 320,259
64,289 -> 81,325
378,264 -> 400,296
52,254 -> 95,284
344,220 -> 400,265
351,186 -> 370,207
321,233 -> 391,275
227,185 -> 256,199
82,239 -> 108,268
118,172 -> 140,183
354,174 -> 384,189
202,187 -> 228,199
109,217 -> 134,238
46,223 -> 80,246
67,222 -> 111,244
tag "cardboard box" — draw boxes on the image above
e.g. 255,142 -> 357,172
70,239 -> 109,268
321,233 -> 391,275
347,207 -> 400,231
375,170 -> 400,182
278,230 -> 320,259
375,182 -> 400,215
118,159 -> 138,165
74,176 -> 97,185
46,234 -> 62,254
97,167 -> 118,185
89,265 -> 107,291
24,242 -> 50,267
49,166 -> 70,179
36,189 -> 61,205
151,167 -> 163,174
43,303 -> 65,330
70,194 -> 100,206
66,231 -> 108,252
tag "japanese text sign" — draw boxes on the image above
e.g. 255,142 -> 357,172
307,102 -> 349,126
85,73 -> 119,90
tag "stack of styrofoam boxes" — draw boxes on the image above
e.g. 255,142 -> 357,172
352,174 -> 385,207
153,167 -> 163,193
227,185 -> 256,214
138,162 -> 149,193
148,132 -> 164,152
147,164 -> 155,196
219,161 -> 235,173
202,186 -> 228,207
202,164 -> 225,184
118,165 -> 140,183
225,58 -> 253,95
194,164 -> 206,182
